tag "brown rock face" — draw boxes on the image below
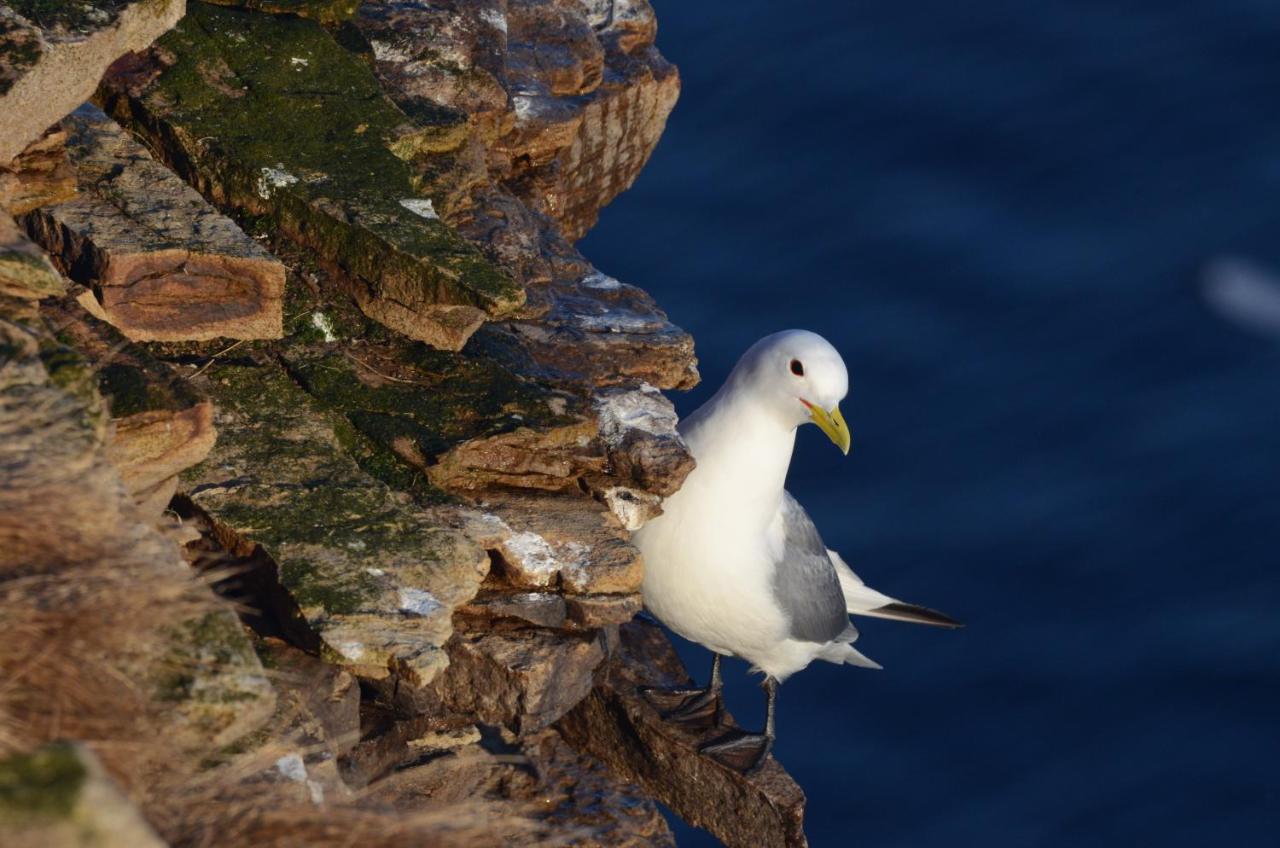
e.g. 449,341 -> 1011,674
500,0 -> 679,241
0,209 -> 62,298
352,0 -> 698,389
0,0 -> 186,163
558,621 -> 810,848
0,126 -> 76,216
0,0 -> 823,843
23,106 -> 285,341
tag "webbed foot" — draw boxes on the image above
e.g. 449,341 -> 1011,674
699,728 -> 773,774
640,684 -> 722,726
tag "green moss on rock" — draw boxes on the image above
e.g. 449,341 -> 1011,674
98,2 -> 523,345
0,743 -> 86,821
282,341 -> 582,469
198,0 -> 361,26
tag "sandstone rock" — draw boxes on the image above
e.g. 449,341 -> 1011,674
420,620 -> 604,732
351,1 -> 697,389
426,416 -> 603,491
353,0 -> 509,134
181,358 -> 491,691
475,492 -> 642,596
98,2 -> 525,350
558,620 -> 810,848
459,588 -> 569,628
0,743 -> 167,848
23,105 -> 285,341
0,209 -> 62,298
258,639 -> 362,760
522,728 -> 675,848
0,0 -> 185,163
277,338 -> 601,495
592,381 -> 693,497
0,127 -> 76,216
476,265 -> 700,390
565,593 -> 643,629
48,301 -> 217,513
495,0 -> 677,240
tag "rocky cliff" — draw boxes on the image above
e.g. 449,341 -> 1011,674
0,2 -> 809,846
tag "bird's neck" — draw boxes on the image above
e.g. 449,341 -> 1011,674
680,389 -> 796,526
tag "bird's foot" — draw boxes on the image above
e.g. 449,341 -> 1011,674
699,729 -> 773,774
640,684 -> 722,727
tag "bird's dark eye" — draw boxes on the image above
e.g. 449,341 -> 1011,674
790,359 -> 804,376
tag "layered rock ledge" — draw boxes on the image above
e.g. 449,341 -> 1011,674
1,2 -> 811,846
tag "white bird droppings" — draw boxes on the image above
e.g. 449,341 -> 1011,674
501,531 -> 562,585
478,8 -> 507,33
311,311 -> 337,342
331,640 -> 365,661
257,165 -> 298,200
601,486 -> 650,531
398,588 -> 442,617
399,198 -> 439,219
275,754 -> 307,782
594,384 -> 680,448
581,269 -> 622,290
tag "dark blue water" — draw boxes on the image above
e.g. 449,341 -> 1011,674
581,2 -> 1280,845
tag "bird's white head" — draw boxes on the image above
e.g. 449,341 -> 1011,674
729,329 -> 851,454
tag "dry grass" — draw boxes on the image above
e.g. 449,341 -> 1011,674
0,334 -> 537,847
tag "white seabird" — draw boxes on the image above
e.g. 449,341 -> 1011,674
634,329 -> 959,771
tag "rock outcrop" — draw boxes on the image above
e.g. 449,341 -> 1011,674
0,0 -> 186,162
0,2 -> 816,846
25,105 -> 285,341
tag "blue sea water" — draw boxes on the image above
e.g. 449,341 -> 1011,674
580,2 -> 1280,845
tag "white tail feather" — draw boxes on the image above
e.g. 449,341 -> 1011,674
828,548 -> 897,614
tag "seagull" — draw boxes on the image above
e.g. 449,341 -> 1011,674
634,330 -> 960,772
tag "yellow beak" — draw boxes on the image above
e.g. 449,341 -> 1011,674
807,403 -> 851,455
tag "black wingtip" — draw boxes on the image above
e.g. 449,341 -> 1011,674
868,601 -> 964,629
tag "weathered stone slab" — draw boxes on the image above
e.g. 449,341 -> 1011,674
24,105 -> 285,341
0,0 -> 185,163
352,0 -> 509,139
476,265 -> 700,390
558,620 -> 810,848
469,492 -> 643,595
499,0 -> 679,240
421,620 -> 605,732
0,209 -> 62,298
0,126 -> 76,215
97,2 -> 525,349
278,339 -> 605,493
49,301 -> 216,512
181,358 -> 491,690
350,1 -> 697,389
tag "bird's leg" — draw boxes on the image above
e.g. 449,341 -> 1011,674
640,653 -> 724,726
700,677 -> 778,774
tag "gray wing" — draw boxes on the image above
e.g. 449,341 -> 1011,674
771,491 -> 850,644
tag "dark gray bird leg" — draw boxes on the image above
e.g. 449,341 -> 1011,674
640,653 -> 724,726
699,677 -> 777,774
